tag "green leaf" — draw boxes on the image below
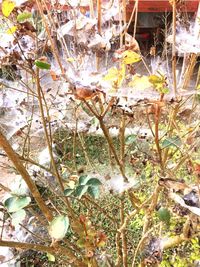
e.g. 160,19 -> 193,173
86,178 -> 102,186
4,196 -> 31,213
149,74 -> 169,94
64,188 -> 74,196
149,75 -> 162,84
157,207 -> 171,223
17,12 -> 32,22
11,209 -> 26,226
87,186 -> 100,199
161,136 -> 181,149
160,87 -> 169,94
125,134 -> 137,145
78,175 -> 89,185
2,0 -> 15,17
48,215 -> 69,240
35,60 -> 51,70
74,185 -> 88,199
47,253 -> 55,262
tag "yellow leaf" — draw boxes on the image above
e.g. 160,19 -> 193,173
197,84 -> 200,90
47,253 -> 55,262
66,57 -> 75,62
103,65 -> 126,88
103,67 -> 119,81
117,63 -> 125,87
6,26 -> 17,34
128,74 -> 152,90
2,0 -> 16,17
122,50 -> 141,65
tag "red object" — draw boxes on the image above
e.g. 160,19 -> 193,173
1,1 -> 197,16
32,1 -> 200,14
135,32 -> 150,40
127,0 -> 199,13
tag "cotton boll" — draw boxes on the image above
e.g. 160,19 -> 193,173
105,175 -> 138,194
112,177 -> 129,193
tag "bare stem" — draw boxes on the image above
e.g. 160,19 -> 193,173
172,0 -> 177,95
0,131 -> 53,222
35,68 -> 64,192
120,198 -> 128,267
99,118 -> 128,182
0,240 -> 86,267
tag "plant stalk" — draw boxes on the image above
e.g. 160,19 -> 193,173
0,131 -> 53,222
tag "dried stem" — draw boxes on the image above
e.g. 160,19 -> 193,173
118,195 -> 152,234
115,231 -> 122,267
133,0 -> 138,38
182,53 -> 197,90
0,240 -> 86,267
0,131 -> 53,222
172,0 -> 177,95
142,184 -> 161,234
97,0 -> 102,35
99,118 -> 128,182
132,225 -> 158,267
154,102 -> 164,170
120,198 -> 128,267
35,68 -> 64,192
35,0 -> 67,78
119,114 -> 126,170
84,196 -> 117,224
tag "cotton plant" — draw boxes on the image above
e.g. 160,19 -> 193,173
0,0 -> 200,266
